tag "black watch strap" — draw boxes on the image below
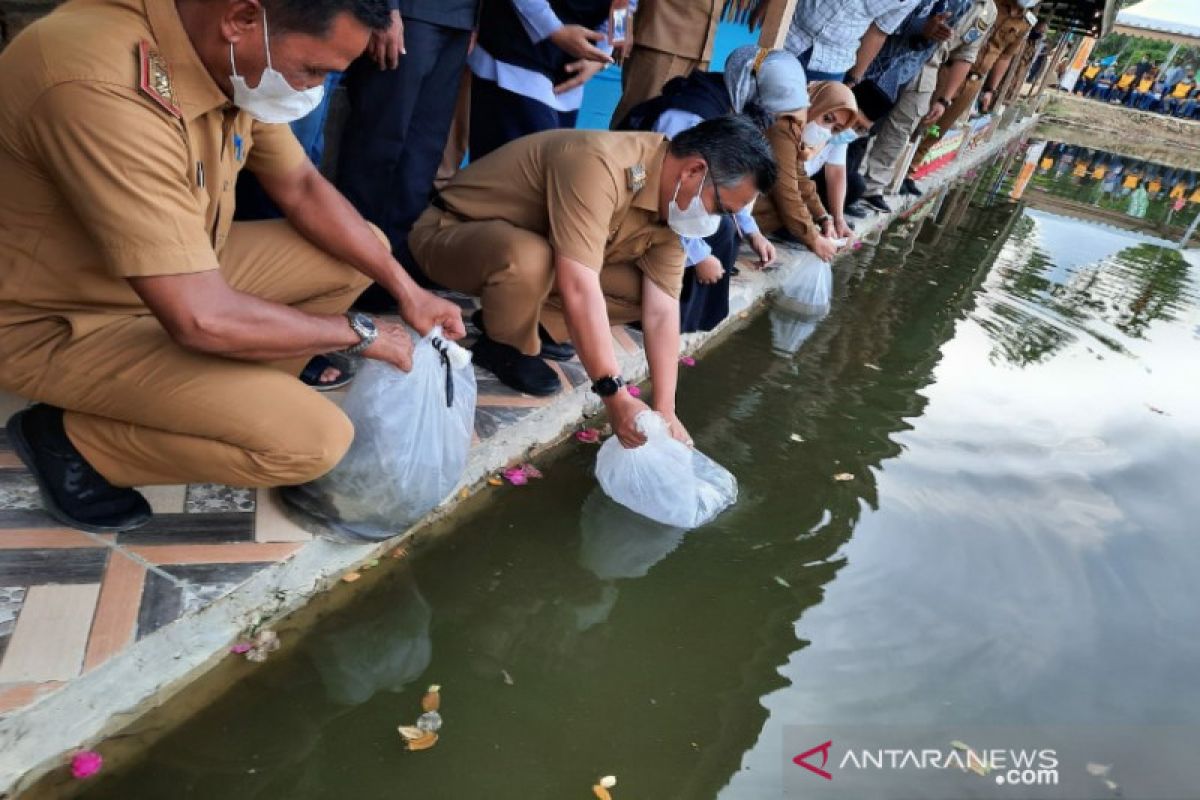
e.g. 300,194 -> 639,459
590,375 -> 626,397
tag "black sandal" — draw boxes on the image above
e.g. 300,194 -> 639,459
300,353 -> 356,391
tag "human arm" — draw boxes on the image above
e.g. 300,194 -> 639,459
257,155 -> 465,340
846,22 -> 889,84
765,120 -> 837,258
640,272 -> 691,445
923,58 -> 973,121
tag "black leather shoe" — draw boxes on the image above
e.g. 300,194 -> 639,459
844,202 -> 869,219
7,405 -> 152,533
471,310 -> 576,362
470,334 -> 561,396
862,194 -> 892,213
900,178 -> 923,197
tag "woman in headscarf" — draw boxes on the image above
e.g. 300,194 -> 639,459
752,81 -> 858,262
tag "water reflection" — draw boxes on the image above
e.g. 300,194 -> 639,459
81,156 -> 1200,800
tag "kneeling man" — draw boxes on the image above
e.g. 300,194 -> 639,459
408,116 -> 776,448
0,0 -> 465,533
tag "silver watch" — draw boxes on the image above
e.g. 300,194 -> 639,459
342,312 -> 378,356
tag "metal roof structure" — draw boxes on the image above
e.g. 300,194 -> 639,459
1112,0 -> 1200,45
1035,0 -> 1118,37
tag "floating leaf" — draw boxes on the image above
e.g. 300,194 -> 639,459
487,476 -> 503,486
404,731 -> 439,751
950,740 -> 970,751
501,669 -> 515,686
398,726 -> 426,741
773,576 -> 791,588
599,776 -> 617,789
70,751 -> 103,780
1103,779 -> 1119,792
863,363 -> 881,371
593,786 -> 613,800
421,685 -> 441,712
253,630 -> 279,652
576,428 -> 601,444
520,464 -> 543,480
833,472 -> 855,482
341,571 -> 362,583
1086,763 -> 1112,777
738,312 -> 749,319
680,356 -> 696,366
1147,405 -> 1167,415
361,558 -> 380,571
627,385 -> 642,398
789,433 -> 804,443
458,487 -> 470,499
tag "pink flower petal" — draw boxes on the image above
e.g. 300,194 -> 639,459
71,751 -> 103,779
502,468 -> 529,486
627,385 -> 642,398
230,642 -> 253,655
575,428 -> 600,444
680,356 -> 696,367
520,464 -> 543,479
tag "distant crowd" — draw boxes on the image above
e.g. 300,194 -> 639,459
1073,54 -> 1199,119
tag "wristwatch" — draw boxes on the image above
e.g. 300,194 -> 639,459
935,96 -> 952,108
342,312 -> 378,356
590,375 -> 626,397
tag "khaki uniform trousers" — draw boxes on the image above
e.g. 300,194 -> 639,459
408,207 -> 643,355
610,47 -> 707,129
911,74 -> 983,168
0,220 -> 372,488
862,84 -> 934,196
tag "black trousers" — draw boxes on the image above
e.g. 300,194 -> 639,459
679,216 -> 739,334
337,19 -> 471,270
467,75 -> 580,163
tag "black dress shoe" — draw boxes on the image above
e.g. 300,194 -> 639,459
6,405 -> 152,533
862,194 -> 892,213
900,178 -> 923,197
471,310 -> 576,362
470,334 -> 561,396
844,202 -> 869,219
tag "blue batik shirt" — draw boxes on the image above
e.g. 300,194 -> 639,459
865,0 -> 975,101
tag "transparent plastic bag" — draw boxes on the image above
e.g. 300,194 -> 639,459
770,305 -> 827,356
594,411 -> 737,528
578,489 -> 688,580
777,258 -> 832,317
284,327 -> 476,540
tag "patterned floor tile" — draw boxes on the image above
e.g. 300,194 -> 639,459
185,484 -> 256,514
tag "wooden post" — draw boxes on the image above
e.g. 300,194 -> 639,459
756,0 -> 800,50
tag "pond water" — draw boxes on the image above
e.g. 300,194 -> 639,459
80,159 -> 1200,799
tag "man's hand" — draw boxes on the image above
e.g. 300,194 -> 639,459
747,231 -> 776,267
922,100 -> 946,124
834,216 -> 854,241
659,409 -> 693,447
361,319 -> 415,372
978,88 -> 996,112
398,287 -> 467,339
810,235 -> 840,262
548,24 -> 613,63
554,58 -> 607,94
607,390 -> 651,448
922,11 -> 953,43
368,10 -> 405,70
694,255 -> 724,285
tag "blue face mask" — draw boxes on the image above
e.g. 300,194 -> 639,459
831,129 -> 860,146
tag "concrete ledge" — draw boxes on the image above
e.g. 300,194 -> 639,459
0,115 -> 1037,798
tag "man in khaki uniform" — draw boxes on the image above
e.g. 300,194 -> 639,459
408,117 -> 776,448
910,0 -> 1037,168
610,0 -> 723,128
0,0 -> 465,533
860,0 -> 996,200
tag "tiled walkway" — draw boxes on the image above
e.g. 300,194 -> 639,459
0,297 -> 660,719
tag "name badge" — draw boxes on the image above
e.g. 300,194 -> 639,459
964,28 -> 981,44
609,0 -> 629,46
1024,11 -> 1038,25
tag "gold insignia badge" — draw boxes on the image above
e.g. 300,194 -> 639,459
138,39 -> 181,119
626,163 -> 646,192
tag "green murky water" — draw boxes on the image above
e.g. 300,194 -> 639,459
82,158 -> 1200,799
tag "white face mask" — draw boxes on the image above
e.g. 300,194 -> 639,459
802,121 -> 833,149
229,11 -> 325,124
668,168 -> 723,238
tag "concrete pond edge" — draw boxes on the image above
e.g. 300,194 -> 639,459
0,115 -> 1038,797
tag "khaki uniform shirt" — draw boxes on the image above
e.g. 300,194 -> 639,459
918,0 -> 996,92
972,1 -> 1032,77
437,129 -> 685,298
632,0 -> 723,63
0,0 -> 306,339
753,113 -> 827,248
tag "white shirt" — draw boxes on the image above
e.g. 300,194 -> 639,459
784,0 -> 919,75
805,141 -> 849,177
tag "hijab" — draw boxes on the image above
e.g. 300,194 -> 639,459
724,45 -> 810,116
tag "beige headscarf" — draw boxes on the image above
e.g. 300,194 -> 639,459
800,81 -> 858,159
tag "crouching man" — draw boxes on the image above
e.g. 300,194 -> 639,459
0,0 -> 465,533
408,116 -> 776,448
